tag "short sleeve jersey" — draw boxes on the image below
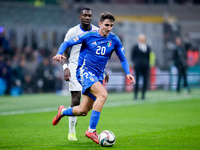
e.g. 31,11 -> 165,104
64,24 -> 99,65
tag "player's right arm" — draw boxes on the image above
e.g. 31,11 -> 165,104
53,54 -> 66,63
61,28 -> 74,81
61,49 -> 71,81
53,35 -> 84,63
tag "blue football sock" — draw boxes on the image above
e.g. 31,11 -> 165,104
89,110 -> 100,129
62,107 -> 74,116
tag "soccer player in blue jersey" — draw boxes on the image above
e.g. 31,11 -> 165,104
52,12 -> 135,144
59,7 -> 102,141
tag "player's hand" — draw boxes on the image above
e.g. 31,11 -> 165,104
64,68 -> 71,81
127,74 -> 135,84
105,74 -> 109,83
53,54 -> 66,63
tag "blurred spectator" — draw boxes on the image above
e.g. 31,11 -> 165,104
0,55 -> 13,95
12,59 -> 31,94
36,57 -> 56,93
131,34 -> 151,100
173,37 -> 190,93
184,36 -> 200,67
0,27 -> 12,55
51,59 -> 63,93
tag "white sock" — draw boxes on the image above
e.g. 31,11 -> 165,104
88,127 -> 96,133
69,116 -> 77,134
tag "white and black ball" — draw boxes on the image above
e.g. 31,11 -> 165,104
98,130 -> 116,147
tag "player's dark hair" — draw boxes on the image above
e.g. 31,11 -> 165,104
79,7 -> 93,14
100,12 -> 115,22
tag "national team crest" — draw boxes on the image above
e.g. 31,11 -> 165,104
107,40 -> 112,47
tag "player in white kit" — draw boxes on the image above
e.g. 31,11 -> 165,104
59,8 -> 108,141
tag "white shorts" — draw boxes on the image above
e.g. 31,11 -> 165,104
68,63 -> 82,91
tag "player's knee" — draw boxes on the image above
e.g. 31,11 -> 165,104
99,91 -> 108,101
72,98 -> 80,106
71,92 -> 81,106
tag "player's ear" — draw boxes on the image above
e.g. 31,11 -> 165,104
98,22 -> 101,27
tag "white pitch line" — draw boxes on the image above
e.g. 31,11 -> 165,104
0,107 -> 57,116
105,94 -> 194,107
0,94 -> 197,116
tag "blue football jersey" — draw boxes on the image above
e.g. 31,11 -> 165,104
57,30 -> 130,79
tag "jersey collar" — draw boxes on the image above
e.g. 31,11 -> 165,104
79,24 -> 92,32
97,29 -> 110,38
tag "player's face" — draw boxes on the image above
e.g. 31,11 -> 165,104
79,10 -> 93,27
176,38 -> 181,45
99,19 -> 114,37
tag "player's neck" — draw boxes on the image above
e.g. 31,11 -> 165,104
98,30 -> 108,37
80,24 -> 92,31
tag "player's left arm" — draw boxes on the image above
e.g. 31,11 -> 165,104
115,42 -> 135,84
126,74 -> 135,84
103,68 -> 109,83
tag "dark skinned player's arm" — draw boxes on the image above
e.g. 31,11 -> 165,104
62,47 -> 71,81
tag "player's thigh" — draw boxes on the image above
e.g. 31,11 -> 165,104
89,82 -> 108,99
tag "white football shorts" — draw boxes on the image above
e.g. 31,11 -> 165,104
68,63 -> 82,91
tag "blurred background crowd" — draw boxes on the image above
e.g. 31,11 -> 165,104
0,0 -> 200,96
0,29 -> 63,95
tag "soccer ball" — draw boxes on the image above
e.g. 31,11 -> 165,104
98,130 -> 116,147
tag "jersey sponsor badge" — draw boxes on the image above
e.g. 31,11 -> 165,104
73,36 -> 79,42
89,77 -> 95,81
121,46 -> 125,53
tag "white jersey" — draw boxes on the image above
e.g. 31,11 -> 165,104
64,24 -> 99,65
64,24 -> 98,91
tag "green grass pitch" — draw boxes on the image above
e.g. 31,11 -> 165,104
0,89 -> 200,150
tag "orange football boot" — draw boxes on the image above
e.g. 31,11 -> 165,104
52,105 -> 65,125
